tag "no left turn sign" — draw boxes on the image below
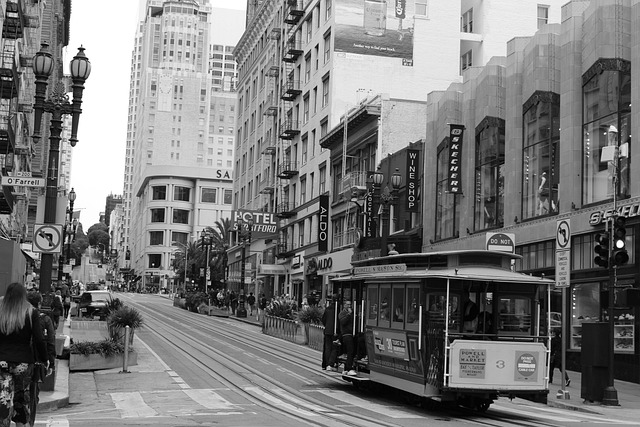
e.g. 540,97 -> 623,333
33,224 -> 63,254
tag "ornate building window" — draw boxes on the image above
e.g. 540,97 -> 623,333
582,59 -> 631,204
522,92 -> 559,220
474,117 -> 504,230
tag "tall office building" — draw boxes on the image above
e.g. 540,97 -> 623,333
232,0 -> 566,300
119,0 -> 244,291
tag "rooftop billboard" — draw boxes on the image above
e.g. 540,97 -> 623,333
335,0 -> 415,65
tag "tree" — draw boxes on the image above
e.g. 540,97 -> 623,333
208,219 -> 232,288
172,240 -> 200,288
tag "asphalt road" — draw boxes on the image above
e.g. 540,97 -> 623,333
36,293 -> 640,426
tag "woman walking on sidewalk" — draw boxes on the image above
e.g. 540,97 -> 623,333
26,291 -> 56,426
0,282 -> 48,427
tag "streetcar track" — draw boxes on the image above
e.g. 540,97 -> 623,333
130,298 -> 406,427
120,295 -> 579,427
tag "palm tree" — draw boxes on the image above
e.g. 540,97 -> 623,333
172,240 -> 200,289
205,219 -> 233,289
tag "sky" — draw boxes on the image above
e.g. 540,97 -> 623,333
67,0 -> 246,228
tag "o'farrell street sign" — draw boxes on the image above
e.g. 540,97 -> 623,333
1,176 -> 45,188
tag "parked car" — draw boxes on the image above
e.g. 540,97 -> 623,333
77,290 -> 113,319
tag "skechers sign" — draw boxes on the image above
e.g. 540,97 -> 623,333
448,124 -> 465,194
231,210 -> 278,238
589,203 -> 640,225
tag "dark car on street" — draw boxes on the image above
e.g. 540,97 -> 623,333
77,290 -> 113,319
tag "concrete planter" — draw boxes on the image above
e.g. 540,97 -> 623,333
69,350 -> 138,371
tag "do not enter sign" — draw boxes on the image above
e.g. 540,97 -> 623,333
485,232 -> 515,253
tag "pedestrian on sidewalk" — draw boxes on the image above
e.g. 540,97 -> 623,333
26,291 -> 56,426
0,282 -> 48,427
50,290 -> 63,331
59,280 -> 71,320
247,292 -> 256,316
258,293 -> 267,322
550,329 -> 570,386
230,291 -> 238,315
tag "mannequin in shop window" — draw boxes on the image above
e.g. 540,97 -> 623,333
537,172 -> 549,215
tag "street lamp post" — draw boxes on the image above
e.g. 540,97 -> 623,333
202,230 -> 212,295
33,43 -> 91,294
371,167 -> 402,257
63,188 -> 77,282
236,218 -> 253,318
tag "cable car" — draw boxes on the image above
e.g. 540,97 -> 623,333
331,250 -> 554,411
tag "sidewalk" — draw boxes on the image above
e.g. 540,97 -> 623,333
546,370 -> 640,417
37,316 -> 71,411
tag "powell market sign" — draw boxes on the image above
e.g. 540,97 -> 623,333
588,202 -> 640,225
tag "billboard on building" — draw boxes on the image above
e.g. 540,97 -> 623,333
335,0 -> 415,65
231,210 -> 279,239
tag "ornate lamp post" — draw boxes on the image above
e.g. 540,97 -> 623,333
201,230 -> 213,294
33,43 -> 91,294
236,217 -> 253,318
63,188 -> 77,282
372,167 -> 402,257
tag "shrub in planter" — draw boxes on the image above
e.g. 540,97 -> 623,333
298,305 -> 324,324
265,299 -> 295,320
107,306 -> 143,345
185,292 -> 207,312
69,339 -> 137,371
70,339 -> 126,357
105,298 -> 124,315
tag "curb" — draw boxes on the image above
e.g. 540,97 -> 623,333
546,399 -> 603,415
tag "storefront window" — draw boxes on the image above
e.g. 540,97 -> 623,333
435,138 -> 460,240
522,94 -> 559,219
474,118 -> 505,231
570,282 -> 601,350
582,65 -> 631,204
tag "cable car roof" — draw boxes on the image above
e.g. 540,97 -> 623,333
333,265 -> 554,285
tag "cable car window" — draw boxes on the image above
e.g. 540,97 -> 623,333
367,286 -> 378,326
406,285 -> 420,330
392,286 -> 405,327
498,296 -> 532,334
379,285 -> 391,327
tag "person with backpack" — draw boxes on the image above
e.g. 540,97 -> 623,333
26,291 -> 56,426
247,293 -> 256,317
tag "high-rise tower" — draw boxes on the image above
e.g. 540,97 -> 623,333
119,0 -> 244,291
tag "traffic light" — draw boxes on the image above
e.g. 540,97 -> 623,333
594,230 -> 610,268
612,216 -> 629,266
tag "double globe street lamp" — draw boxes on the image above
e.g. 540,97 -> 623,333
33,43 -> 91,294
236,217 -> 253,318
58,188 -> 77,281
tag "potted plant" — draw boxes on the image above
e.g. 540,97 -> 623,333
107,306 -> 143,346
69,338 -> 138,371
297,305 -> 324,345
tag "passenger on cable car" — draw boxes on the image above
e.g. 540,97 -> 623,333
462,289 -> 479,333
380,298 -> 390,320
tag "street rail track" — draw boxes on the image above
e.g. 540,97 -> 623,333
120,295 -> 573,427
